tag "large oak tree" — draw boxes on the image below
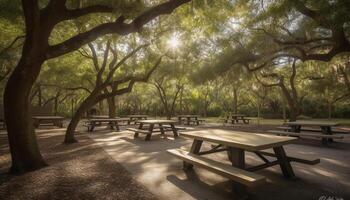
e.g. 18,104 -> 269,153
4,0 -> 190,174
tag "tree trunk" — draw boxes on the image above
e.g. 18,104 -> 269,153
65,95 -> 97,143
179,87 -> 184,115
107,96 -> 116,118
328,101 -> 332,120
4,52 -> 47,174
54,96 -> 58,115
98,100 -> 104,115
232,88 -> 238,114
282,101 -> 287,122
38,84 -> 42,106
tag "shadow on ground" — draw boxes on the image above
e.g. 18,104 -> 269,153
0,129 -> 157,200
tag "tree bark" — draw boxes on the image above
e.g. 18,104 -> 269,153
4,49 -> 47,174
107,96 -> 116,118
232,88 -> 238,114
65,94 -> 97,143
37,84 -> 42,106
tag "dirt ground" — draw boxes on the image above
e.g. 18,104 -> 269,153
87,123 -> 350,200
0,128 -> 156,200
1,123 -> 350,200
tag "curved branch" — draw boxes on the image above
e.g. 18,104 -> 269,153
47,0 -> 190,59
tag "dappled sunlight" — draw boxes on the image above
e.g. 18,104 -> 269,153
321,158 -> 349,168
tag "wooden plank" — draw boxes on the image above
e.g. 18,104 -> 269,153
273,146 -> 295,178
126,128 -> 151,134
167,149 -> 266,187
257,151 -> 320,165
181,130 -> 297,151
138,120 -> 177,124
268,130 -> 346,139
285,120 -> 339,127
32,116 -> 64,120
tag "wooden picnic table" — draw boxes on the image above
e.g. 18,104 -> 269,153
128,119 -> 179,141
223,114 -> 250,124
32,116 -> 65,128
285,120 -> 339,144
168,129 -> 319,194
85,118 -> 130,132
127,115 -> 148,124
177,115 -> 200,125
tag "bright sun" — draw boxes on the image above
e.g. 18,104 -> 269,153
167,35 -> 180,49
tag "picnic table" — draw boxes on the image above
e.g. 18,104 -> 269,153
222,114 -> 251,124
127,119 -> 179,141
284,120 -> 339,144
177,115 -> 204,125
85,118 -> 130,132
168,129 -> 319,194
89,115 -> 118,119
33,116 -> 65,128
127,115 -> 148,124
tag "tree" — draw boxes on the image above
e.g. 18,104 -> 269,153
257,59 -> 304,121
198,0 -> 350,80
65,39 -> 162,143
4,0 -> 190,174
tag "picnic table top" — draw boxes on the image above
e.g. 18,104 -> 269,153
285,120 -> 339,127
138,119 -> 177,124
177,115 -> 200,117
127,115 -> 148,118
226,114 -> 247,117
87,118 -> 129,122
181,129 -> 297,151
32,116 -> 65,120
89,115 -> 118,119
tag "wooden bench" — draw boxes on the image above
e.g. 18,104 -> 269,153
277,126 -> 349,134
268,130 -> 348,139
161,125 -> 187,131
167,149 -> 266,187
126,128 -> 151,139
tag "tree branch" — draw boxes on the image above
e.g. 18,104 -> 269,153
47,0 -> 191,59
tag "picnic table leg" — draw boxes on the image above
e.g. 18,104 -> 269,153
187,117 -> 190,125
115,121 -> 120,132
195,117 -> 199,125
321,126 -> 333,144
159,124 -> 165,135
145,124 -> 154,141
33,119 -> 39,128
170,123 -> 178,138
273,146 -> 295,178
291,125 -> 301,133
59,120 -> 63,128
109,122 -> 114,130
183,139 -> 203,170
90,122 -> 96,132
134,123 -> 143,138
227,147 -> 247,197
178,117 -> 181,124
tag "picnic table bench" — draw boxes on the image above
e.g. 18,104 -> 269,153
85,118 -> 130,132
32,116 -> 65,128
276,126 -> 350,134
177,115 -> 205,125
270,121 -> 349,145
168,129 -> 319,195
127,119 -> 179,141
